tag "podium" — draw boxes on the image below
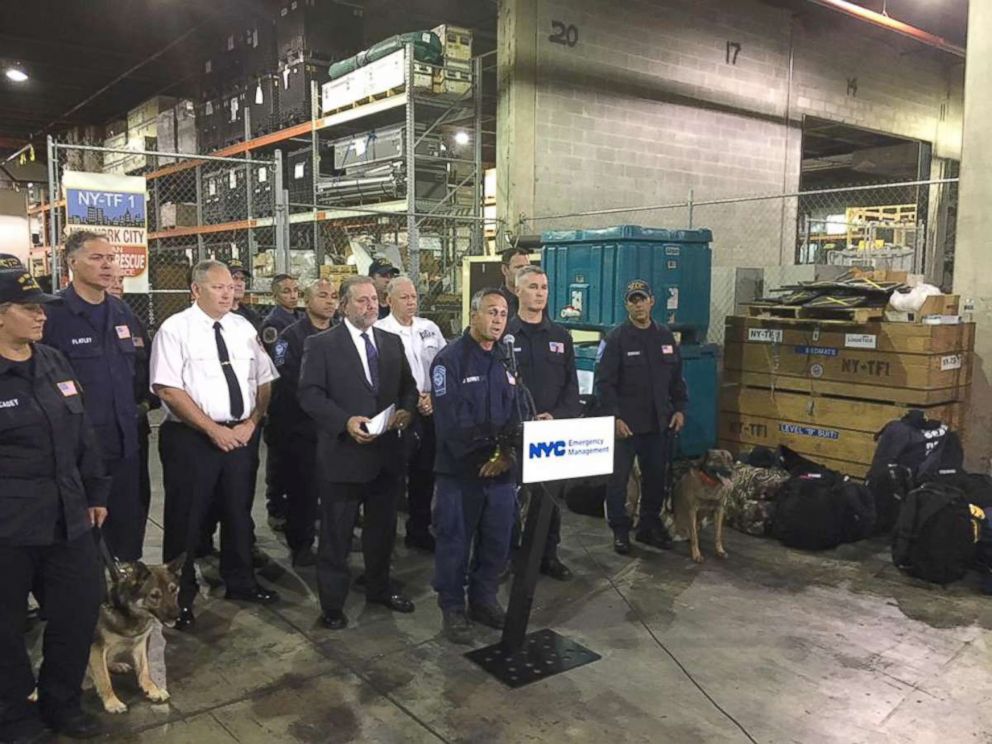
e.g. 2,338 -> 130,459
465,416 -> 614,687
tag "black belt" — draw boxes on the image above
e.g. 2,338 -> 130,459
217,420 -> 245,428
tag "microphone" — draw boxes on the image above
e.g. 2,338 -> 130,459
500,334 -> 518,375
502,333 -> 515,346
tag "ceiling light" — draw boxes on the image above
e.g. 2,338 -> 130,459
453,130 -> 470,146
5,66 -> 28,83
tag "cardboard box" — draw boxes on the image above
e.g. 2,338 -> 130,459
159,202 -> 198,229
432,24 -> 473,62
885,294 -> 961,323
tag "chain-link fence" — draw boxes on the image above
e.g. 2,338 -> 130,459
523,177 -> 959,289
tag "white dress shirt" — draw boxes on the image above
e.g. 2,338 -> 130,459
374,314 -> 445,393
344,318 -> 378,387
150,303 -> 278,423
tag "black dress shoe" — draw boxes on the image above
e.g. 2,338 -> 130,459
291,546 -> 317,567
635,527 -> 673,550
540,557 -> 573,581
225,585 -> 280,605
41,709 -> 102,739
404,533 -> 436,553
613,531 -> 631,555
173,606 -> 195,631
367,593 -> 415,613
320,610 -> 348,630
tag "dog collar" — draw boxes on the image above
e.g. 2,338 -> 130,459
697,469 -> 722,487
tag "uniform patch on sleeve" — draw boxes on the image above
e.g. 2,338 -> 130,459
432,365 -> 447,396
115,324 -> 131,339
262,326 -> 278,345
662,344 -> 674,354
273,339 -> 289,367
133,336 -> 144,348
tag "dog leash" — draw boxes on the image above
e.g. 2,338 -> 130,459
96,531 -> 124,584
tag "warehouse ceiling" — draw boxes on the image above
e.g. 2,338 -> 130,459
0,0 -> 497,156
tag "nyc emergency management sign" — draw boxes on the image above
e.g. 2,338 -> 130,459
63,171 -> 149,293
522,416 -> 615,484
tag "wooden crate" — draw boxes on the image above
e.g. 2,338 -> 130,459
719,385 -> 963,477
725,316 -> 975,355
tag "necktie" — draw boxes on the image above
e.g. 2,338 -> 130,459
214,321 -> 245,420
361,331 -> 380,391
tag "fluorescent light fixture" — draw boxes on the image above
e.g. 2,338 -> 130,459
5,67 -> 28,83
453,130 -> 470,146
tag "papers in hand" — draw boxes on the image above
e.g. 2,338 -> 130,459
364,404 -> 396,436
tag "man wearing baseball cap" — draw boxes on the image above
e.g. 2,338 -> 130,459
227,258 -> 261,330
368,258 -> 400,320
595,279 -> 688,555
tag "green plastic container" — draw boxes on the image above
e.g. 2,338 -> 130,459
328,31 -> 443,80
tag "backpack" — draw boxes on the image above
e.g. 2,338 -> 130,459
772,471 -> 875,550
892,482 -> 981,585
919,469 -> 992,509
866,464 -> 914,534
870,413 -> 963,481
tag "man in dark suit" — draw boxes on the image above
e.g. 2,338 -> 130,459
298,275 -> 419,630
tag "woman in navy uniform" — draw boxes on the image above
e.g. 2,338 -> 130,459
0,256 -> 110,742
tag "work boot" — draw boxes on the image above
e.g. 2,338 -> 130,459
635,525 -> 673,550
442,608 -> 473,645
540,556 -> 573,581
613,530 -> 631,555
468,602 -> 506,630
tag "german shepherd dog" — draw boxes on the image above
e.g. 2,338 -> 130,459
672,450 -> 735,563
88,556 -> 183,713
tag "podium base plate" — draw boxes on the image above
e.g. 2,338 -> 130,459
464,628 -> 600,688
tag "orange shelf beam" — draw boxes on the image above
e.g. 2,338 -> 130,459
148,219 -> 258,240
27,199 -> 65,215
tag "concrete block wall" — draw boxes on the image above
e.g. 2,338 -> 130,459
500,0 -> 964,268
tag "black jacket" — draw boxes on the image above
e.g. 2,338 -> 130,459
298,323 -> 418,484
129,314 -> 161,435
505,315 -> 580,420
497,285 -> 519,319
0,344 -> 110,546
595,320 -> 688,435
271,316 -> 333,440
232,303 -> 262,331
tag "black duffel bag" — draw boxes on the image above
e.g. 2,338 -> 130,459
772,469 -> 876,550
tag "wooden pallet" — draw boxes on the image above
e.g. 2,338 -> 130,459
745,303 -> 885,323
321,86 -> 404,117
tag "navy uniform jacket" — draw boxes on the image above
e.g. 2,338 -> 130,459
506,315 -> 581,420
271,316 -> 332,440
595,321 -> 688,435
261,305 -> 302,353
0,344 -> 110,546
42,285 -> 140,460
129,314 -> 160,427
232,302 -> 262,331
430,330 -> 520,483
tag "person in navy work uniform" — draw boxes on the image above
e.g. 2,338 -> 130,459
42,230 -> 146,562
228,258 -> 261,330
505,266 -> 580,580
430,288 -> 520,645
260,273 -> 301,530
271,278 -> 339,566
368,257 -> 400,320
596,279 -> 687,555
107,267 -> 160,527
0,256 -> 110,742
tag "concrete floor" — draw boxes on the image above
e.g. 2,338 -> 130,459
30,433 -> 992,744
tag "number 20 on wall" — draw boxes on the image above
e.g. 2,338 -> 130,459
549,20 -> 579,47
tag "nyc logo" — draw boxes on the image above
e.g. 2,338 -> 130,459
529,440 -> 566,459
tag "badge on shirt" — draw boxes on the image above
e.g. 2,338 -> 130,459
57,380 -> 79,397
662,345 -> 674,354
432,366 -> 447,397
273,339 -> 288,367
115,324 -> 131,340
548,341 -> 564,354
626,350 -> 642,357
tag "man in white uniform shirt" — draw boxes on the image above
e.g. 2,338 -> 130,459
150,260 -> 281,631
375,276 -> 446,552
